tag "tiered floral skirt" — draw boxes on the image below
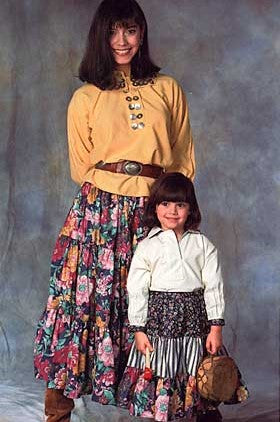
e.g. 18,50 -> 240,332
34,183 -> 147,402
117,289 -> 248,421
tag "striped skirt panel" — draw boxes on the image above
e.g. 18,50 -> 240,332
127,335 -> 204,378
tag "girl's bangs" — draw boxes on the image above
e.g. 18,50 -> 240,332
156,185 -> 192,204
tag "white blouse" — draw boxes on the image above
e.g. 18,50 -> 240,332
127,227 -> 225,326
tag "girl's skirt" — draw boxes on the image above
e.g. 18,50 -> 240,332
117,289 -> 248,421
34,182 -> 147,403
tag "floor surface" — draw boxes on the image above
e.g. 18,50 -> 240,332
0,378 -> 278,422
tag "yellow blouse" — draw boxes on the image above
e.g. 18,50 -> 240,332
67,72 -> 195,197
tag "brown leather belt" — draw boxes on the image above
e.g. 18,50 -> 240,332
95,160 -> 164,179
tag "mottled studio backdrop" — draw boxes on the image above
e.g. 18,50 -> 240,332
0,0 -> 279,421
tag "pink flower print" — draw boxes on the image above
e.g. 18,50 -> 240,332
101,369 -> 115,386
117,240 -> 130,256
81,247 -> 93,268
98,336 -> 114,367
154,393 -> 169,422
85,207 -> 100,226
54,368 -> 67,389
96,275 -> 112,296
67,343 -> 80,375
98,249 -> 114,270
61,313 -> 71,325
46,309 -> 57,328
34,355 -> 50,380
53,346 -> 69,364
134,375 -> 147,394
110,206 -> 119,227
71,229 -> 79,240
100,209 -> 109,225
76,275 -> 89,305
141,411 -> 154,418
47,295 -> 55,309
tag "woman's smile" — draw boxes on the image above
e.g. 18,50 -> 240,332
110,23 -> 142,66
113,48 -> 132,56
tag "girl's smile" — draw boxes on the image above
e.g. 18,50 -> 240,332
156,201 -> 190,237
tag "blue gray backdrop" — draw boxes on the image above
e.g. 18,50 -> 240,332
0,0 -> 279,421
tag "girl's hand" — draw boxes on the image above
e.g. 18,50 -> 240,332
206,326 -> 223,355
134,332 -> 153,355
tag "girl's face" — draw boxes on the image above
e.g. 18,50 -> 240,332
156,201 -> 190,236
110,22 -> 142,68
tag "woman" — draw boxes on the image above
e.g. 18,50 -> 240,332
34,0 -> 195,420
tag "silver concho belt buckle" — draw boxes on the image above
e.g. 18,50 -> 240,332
123,161 -> 143,176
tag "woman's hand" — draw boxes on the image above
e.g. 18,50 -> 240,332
134,332 -> 153,355
206,326 -> 223,355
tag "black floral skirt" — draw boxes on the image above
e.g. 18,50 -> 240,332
147,288 -> 210,338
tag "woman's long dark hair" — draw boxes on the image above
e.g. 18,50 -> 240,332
145,173 -> 202,231
79,0 -> 160,90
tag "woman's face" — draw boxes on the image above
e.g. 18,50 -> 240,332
110,22 -> 142,67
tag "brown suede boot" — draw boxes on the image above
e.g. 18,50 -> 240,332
45,388 -> 74,422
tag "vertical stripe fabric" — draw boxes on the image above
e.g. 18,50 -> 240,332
127,335 -> 204,377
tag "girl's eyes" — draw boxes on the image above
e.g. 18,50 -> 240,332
160,202 -> 188,207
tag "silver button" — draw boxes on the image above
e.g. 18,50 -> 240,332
129,104 -> 135,110
138,122 -> 145,129
134,103 -> 141,110
130,114 -> 137,120
131,123 -> 138,130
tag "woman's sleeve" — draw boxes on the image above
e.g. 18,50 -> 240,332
201,236 -> 225,321
67,90 -> 94,185
168,83 -> 195,180
127,244 -> 151,328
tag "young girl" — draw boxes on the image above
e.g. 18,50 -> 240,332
117,173 -> 248,422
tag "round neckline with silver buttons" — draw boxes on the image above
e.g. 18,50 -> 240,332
124,88 -> 145,131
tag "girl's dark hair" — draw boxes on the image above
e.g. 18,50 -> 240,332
79,0 -> 160,90
145,172 -> 201,231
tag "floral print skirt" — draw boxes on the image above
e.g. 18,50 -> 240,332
34,182 -> 147,402
117,290 -> 248,421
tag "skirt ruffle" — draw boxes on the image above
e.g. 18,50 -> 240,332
118,366 -> 210,421
34,183 -> 147,401
118,344 -> 248,421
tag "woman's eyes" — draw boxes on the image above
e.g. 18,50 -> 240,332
127,28 -> 137,34
109,28 -> 137,36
